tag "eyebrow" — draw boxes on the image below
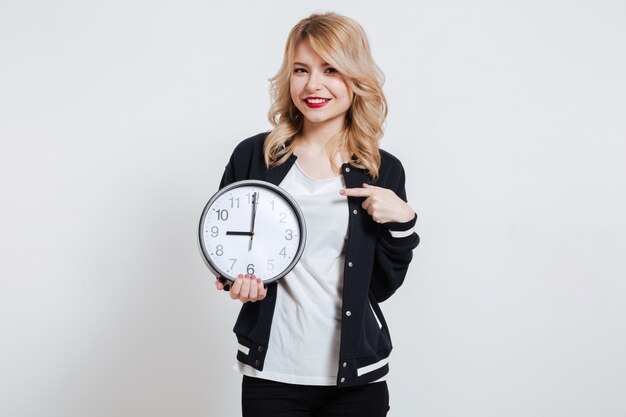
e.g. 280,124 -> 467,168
293,61 -> 331,67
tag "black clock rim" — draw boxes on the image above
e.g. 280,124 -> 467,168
198,179 -> 307,284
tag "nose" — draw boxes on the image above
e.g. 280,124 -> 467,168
306,70 -> 323,91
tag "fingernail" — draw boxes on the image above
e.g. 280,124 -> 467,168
257,278 -> 262,284
339,189 -> 345,195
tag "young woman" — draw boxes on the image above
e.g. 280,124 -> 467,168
215,12 -> 419,417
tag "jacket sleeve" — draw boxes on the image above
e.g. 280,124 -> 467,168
370,162 -> 420,302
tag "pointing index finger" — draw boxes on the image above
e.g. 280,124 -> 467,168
340,187 -> 374,197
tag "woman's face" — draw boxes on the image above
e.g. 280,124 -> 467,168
290,40 -> 353,130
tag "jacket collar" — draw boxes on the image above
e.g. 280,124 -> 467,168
263,155 -> 297,185
341,161 -> 371,189
263,153 -> 372,188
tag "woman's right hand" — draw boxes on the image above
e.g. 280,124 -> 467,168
215,274 -> 267,303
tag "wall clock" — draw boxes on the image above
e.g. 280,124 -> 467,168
199,180 -> 306,285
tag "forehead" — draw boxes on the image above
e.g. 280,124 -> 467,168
292,40 -> 327,65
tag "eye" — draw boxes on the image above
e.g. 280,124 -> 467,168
325,67 -> 339,74
293,67 -> 307,74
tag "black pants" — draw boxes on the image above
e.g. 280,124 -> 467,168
241,376 -> 390,417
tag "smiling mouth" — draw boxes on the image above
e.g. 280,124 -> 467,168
304,97 -> 331,108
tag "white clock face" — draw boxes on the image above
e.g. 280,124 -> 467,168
199,180 -> 306,283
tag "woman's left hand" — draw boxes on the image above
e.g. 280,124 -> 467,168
340,183 -> 415,224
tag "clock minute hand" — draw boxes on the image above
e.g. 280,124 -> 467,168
249,191 -> 258,251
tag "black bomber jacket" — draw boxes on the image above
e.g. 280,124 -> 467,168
218,132 -> 419,387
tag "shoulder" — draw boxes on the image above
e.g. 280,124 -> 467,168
231,131 -> 270,158
373,148 -> 410,198
378,148 -> 406,177
220,131 -> 271,186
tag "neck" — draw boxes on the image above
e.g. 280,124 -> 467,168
294,123 -> 350,168
299,117 -> 345,146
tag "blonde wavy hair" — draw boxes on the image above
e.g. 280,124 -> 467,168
264,12 -> 388,179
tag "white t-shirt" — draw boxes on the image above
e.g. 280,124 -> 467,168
237,161 -> 348,385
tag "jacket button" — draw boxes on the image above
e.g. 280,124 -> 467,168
342,362 -> 347,368
254,360 -> 260,366
340,377 -> 346,383
348,262 -> 353,267
346,311 -> 352,317
345,167 -> 350,173
258,346 -> 264,353
353,209 -> 358,215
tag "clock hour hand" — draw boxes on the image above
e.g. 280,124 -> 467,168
249,191 -> 258,251
226,231 -> 254,236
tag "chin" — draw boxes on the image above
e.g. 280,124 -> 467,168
304,115 -> 328,122
300,111 -> 337,123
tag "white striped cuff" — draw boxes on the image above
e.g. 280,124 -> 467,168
389,227 -> 415,238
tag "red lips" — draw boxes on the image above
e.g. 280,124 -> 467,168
304,97 -> 331,108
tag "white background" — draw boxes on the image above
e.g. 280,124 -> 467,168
1,1 -> 625,416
